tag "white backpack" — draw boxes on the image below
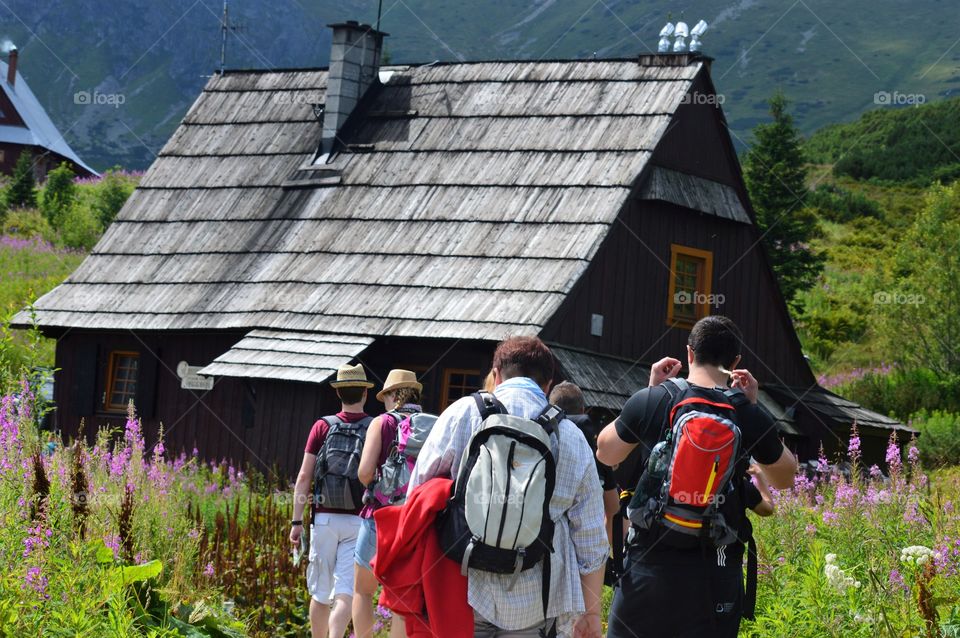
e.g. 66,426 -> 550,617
438,391 -> 561,619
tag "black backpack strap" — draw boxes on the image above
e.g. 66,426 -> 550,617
473,391 -> 506,419
534,404 -> 562,437
665,376 -> 690,395
721,387 -> 750,410
541,551 -> 551,628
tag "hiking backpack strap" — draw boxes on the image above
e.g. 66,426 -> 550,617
615,379 -> 688,570
473,391 -> 507,420
316,415 -> 343,474
533,403 -> 563,622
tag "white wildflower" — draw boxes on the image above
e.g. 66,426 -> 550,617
854,612 -> 875,624
824,557 -> 859,592
900,545 -> 935,567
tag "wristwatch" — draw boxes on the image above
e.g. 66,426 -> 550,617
291,520 -> 303,526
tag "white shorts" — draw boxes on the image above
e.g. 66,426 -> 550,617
306,511 -> 361,605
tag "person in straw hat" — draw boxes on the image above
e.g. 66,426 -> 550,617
352,369 -> 423,638
291,363 -> 375,638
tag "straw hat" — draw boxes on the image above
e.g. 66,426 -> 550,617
377,369 -> 422,402
330,363 -> 374,389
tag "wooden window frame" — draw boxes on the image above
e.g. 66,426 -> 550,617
104,350 -> 139,413
666,244 -> 714,329
440,368 -> 483,410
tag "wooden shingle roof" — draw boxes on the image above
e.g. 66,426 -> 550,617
23,56 -> 706,340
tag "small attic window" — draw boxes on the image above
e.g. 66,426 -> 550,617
667,244 -> 713,329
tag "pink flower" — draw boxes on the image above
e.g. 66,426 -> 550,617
848,424 -> 861,464
23,566 -> 49,598
203,562 -> 215,577
889,568 -> 907,592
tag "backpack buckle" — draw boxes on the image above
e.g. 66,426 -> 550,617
507,548 -> 525,591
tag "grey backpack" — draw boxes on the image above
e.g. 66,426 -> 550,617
364,410 -> 438,508
313,415 -> 372,511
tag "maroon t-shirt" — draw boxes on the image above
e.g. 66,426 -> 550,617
305,411 -> 369,515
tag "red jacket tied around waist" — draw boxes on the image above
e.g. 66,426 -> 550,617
372,477 -> 473,638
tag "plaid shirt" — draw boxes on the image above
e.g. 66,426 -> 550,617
409,379 -> 608,630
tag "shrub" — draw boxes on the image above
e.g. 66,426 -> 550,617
59,205 -> 102,250
912,410 -> 960,468
1,209 -> 54,243
92,168 -> 136,228
6,150 -> 37,209
807,183 -> 882,223
834,367 -> 960,421
39,163 -> 77,228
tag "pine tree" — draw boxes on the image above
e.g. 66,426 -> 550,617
743,92 -> 824,310
7,150 -> 37,209
40,162 -> 77,228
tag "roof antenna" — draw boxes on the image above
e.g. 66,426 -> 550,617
377,0 -> 383,31
218,0 -> 248,75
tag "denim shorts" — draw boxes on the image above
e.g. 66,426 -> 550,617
354,516 -> 377,571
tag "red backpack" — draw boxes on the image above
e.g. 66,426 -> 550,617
627,377 -> 745,547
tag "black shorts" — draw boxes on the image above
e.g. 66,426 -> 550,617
606,550 -> 744,638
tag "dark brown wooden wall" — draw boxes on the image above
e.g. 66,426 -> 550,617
540,197 -> 813,388
540,67 -> 814,390
52,331 -> 497,479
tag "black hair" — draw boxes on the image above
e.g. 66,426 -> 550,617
688,315 -> 742,369
336,386 -> 366,405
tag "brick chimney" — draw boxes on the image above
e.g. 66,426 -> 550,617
7,46 -> 17,88
321,21 -> 386,155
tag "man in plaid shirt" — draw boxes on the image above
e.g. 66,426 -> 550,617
410,336 -> 608,638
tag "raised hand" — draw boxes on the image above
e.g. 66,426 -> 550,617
649,357 -> 682,386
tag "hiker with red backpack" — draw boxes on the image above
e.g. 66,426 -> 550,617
597,316 -> 798,638
290,364 -> 375,638
410,336 -> 608,638
353,369 -> 435,638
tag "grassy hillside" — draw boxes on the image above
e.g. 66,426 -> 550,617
807,97 -> 960,184
0,172 -> 137,375
6,0 -> 960,170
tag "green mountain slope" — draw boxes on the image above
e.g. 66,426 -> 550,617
4,0 -> 960,170
807,96 -> 960,184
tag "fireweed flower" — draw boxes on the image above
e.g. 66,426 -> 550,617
817,446 -> 829,475
848,424 -> 861,464
24,566 -> 49,598
835,482 -> 858,508
886,433 -> 902,476
888,568 -> 907,592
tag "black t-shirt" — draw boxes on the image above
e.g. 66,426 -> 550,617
569,413 -> 618,491
614,382 -> 783,564
614,383 -> 783,470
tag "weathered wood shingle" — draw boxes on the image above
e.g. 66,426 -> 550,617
24,57 -> 706,340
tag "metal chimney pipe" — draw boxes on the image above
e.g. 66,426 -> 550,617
7,46 -> 17,87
